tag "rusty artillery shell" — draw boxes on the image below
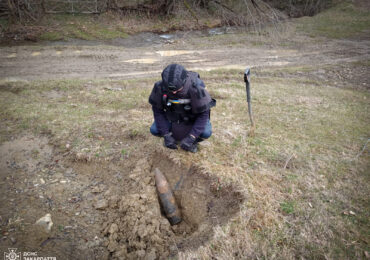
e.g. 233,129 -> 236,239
154,168 -> 182,225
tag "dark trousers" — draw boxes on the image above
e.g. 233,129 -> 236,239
150,120 -> 212,139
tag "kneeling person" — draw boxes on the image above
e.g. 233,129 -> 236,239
149,64 -> 215,152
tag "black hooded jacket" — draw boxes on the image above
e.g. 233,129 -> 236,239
149,70 -> 214,138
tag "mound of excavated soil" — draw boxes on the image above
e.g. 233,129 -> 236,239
0,135 -> 243,259
101,153 -> 244,259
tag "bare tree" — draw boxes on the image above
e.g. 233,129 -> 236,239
6,0 -> 43,23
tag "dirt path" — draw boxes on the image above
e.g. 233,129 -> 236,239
0,32 -> 369,82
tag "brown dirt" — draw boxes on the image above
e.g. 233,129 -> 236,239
100,153 -> 243,259
0,135 -> 109,258
0,135 -> 243,259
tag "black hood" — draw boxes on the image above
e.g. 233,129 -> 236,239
161,64 -> 188,91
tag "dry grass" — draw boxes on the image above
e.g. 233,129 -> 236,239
296,1 -> 370,38
0,63 -> 369,259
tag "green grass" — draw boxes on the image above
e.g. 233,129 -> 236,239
38,14 -> 128,41
297,1 -> 370,38
39,31 -> 64,41
280,201 -> 295,215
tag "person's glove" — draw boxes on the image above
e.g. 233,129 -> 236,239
180,135 -> 197,153
163,133 -> 177,149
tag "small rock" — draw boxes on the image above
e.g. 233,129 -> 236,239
109,223 -> 119,234
35,213 -> 53,233
66,143 -> 70,149
40,178 -> 45,184
95,199 -> 108,210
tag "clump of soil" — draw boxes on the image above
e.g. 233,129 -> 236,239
101,152 -> 244,259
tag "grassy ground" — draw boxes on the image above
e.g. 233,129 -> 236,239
38,13 -> 128,41
0,0 -> 369,258
0,63 -> 369,258
0,10 -> 220,42
297,1 -> 370,38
